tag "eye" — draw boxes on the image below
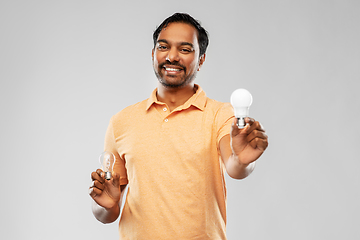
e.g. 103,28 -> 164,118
157,45 -> 168,51
180,48 -> 191,53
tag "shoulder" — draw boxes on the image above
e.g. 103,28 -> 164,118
205,97 -> 233,116
204,97 -> 234,130
110,99 -> 148,125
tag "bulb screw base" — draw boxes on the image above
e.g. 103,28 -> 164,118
236,117 -> 246,129
105,172 -> 112,180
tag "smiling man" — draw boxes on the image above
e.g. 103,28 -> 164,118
89,13 -> 268,239
153,22 -> 204,89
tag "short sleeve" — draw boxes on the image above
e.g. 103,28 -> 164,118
104,117 -> 129,185
216,103 -> 235,145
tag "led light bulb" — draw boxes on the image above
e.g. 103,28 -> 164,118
230,88 -> 253,129
99,151 -> 115,180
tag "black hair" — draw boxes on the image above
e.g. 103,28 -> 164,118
153,13 -> 209,56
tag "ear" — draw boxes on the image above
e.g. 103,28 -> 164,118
198,54 -> 206,71
152,49 -> 154,61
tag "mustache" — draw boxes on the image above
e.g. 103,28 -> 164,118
159,60 -> 186,70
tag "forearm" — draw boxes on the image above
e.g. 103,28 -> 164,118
225,154 -> 256,179
92,200 -> 120,224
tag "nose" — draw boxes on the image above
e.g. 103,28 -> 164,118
166,47 -> 180,63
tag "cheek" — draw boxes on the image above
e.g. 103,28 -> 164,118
154,53 -> 166,66
155,50 -> 166,59
186,59 -> 198,71
153,54 -> 161,68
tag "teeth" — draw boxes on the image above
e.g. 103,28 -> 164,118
165,67 -> 181,71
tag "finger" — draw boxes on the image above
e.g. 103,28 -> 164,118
244,117 -> 255,125
247,132 -> 269,149
89,186 -> 103,199
238,117 -> 253,134
97,169 -> 109,179
258,138 -> 269,151
231,118 -> 251,136
249,138 -> 268,151
231,118 -> 240,137
246,120 -> 265,134
91,180 -> 105,191
246,130 -> 268,143
91,169 -> 105,183
96,168 -> 104,175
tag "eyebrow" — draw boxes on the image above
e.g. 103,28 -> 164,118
157,39 -> 194,48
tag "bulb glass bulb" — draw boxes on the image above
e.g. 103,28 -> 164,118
230,88 -> 253,129
99,151 -> 115,180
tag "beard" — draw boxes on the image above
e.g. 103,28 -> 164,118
154,61 -> 198,89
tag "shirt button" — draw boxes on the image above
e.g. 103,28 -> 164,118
163,107 -> 167,111
164,119 -> 168,122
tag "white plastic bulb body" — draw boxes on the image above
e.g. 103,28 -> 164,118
99,151 -> 115,180
230,88 -> 253,129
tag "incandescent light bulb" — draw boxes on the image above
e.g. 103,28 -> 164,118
230,88 -> 253,129
99,151 -> 115,180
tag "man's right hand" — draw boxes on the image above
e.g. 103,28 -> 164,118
89,169 -> 121,210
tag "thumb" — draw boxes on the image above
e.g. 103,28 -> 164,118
111,171 -> 120,188
231,118 -> 240,137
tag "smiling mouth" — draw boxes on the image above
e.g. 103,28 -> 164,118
163,66 -> 183,72
165,67 -> 181,72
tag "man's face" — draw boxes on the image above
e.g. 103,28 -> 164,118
152,22 -> 205,88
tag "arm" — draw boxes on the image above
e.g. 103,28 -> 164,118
89,169 -> 126,223
219,117 -> 268,179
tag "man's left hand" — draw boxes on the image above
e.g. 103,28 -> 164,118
230,117 -> 268,165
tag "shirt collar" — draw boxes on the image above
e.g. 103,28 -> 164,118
146,84 -> 206,111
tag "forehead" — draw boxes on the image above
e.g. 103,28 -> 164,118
157,22 -> 199,47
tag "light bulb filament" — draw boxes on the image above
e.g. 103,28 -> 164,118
99,151 -> 116,180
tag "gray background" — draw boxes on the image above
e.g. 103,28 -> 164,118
1,0 -> 359,239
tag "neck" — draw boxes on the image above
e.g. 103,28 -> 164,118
157,83 -> 197,111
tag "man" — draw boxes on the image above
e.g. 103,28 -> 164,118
89,13 -> 268,239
